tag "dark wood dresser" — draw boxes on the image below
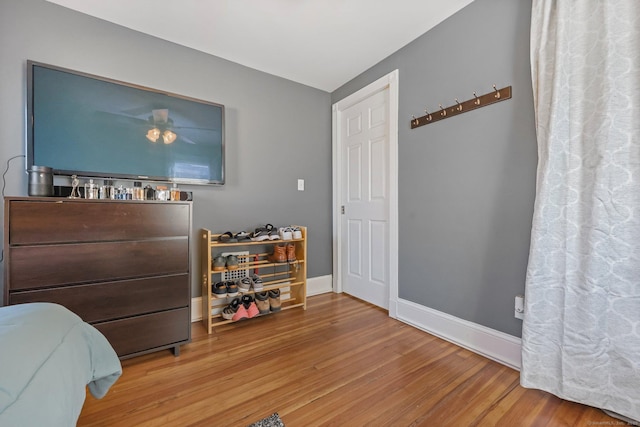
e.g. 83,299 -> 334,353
3,197 -> 191,359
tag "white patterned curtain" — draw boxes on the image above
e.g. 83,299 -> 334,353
522,0 -> 640,422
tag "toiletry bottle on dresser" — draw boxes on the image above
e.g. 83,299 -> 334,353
133,181 -> 144,200
144,185 -> 155,200
99,179 -> 115,199
170,182 -> 180,201
84,179 -> 98,199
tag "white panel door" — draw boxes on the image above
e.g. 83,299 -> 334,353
341,88 -> 389,309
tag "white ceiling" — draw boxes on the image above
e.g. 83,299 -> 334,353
45,0 -> 474,92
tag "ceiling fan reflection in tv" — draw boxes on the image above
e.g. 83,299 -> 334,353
146,109 -> 178,144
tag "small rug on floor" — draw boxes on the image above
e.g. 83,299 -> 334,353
247,412 -> 285,427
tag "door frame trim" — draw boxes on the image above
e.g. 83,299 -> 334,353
331,69 -> 399,318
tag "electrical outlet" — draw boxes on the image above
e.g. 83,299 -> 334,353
515,295 -> 524,320
297,179 -> 304,191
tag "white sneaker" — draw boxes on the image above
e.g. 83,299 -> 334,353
291,226 -> 302,239
238,277 -> 253,293
279,227 -> 293,240
252,274 -> 264,291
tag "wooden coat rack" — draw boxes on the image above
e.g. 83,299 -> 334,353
410,85 -> 512,129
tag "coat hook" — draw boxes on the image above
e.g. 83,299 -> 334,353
425,108 -> 432,121
493,85 -> 501,99
411,115 -> 419,126
439,104 -> 447,117
473,92 -> 480,105
455,99 -> 462,112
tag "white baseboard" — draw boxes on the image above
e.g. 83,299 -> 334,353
396,298 -> 522,371
306,274 -> 333,296
191,274 -> 334,322
192,296 -> 203,322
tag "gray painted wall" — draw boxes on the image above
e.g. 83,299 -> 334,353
332,0 -> 537,337
0,0 -> 333,300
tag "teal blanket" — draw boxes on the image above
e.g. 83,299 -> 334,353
0,303 -> 122,426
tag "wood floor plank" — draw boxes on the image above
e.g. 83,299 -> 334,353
78,293 -> 622,426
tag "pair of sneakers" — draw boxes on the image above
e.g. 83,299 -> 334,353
237,274 -> 264,293
212,281 -> 239,299
255,289 -> 282,314
222,295 -> 260,320
278,226 -> 302,240
212,254 -> 239,271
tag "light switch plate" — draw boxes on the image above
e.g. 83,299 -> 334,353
297,179 -> 304,191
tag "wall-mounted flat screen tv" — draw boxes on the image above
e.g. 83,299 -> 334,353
27,60 -> 225,185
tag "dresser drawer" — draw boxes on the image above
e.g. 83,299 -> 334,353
94,307 -> 190,358
9,274 -> 189,323
8,200 -> 190,245
8,238 -> 188,290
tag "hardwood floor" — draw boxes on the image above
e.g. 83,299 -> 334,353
79,293 -> 619,426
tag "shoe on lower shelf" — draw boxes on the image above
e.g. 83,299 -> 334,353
252,274 -> 264,292
222,306 -> 235,320
212,255 -> 226,271
222,297 -> 242,320
226,254 -> 239,270
255,291 -> 270,315
238,276 -> 253,293
232,304 -> 249,321
226,281 -> 239,297
212,281 -> 227,299
269,289 -> 281,312
242,295 -> 259,318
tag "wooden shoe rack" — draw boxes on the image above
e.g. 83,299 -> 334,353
200,227 -> 307,333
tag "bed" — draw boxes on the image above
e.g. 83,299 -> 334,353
0,302 -> 122,426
